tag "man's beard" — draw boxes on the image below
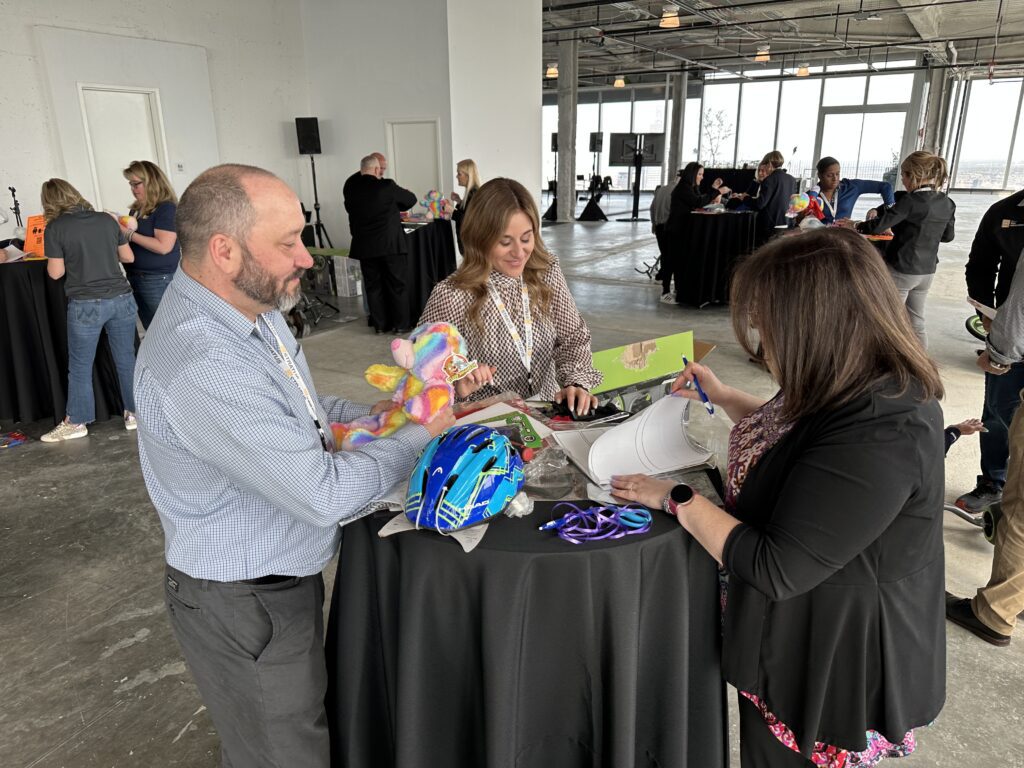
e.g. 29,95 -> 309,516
234,243 -> 304,313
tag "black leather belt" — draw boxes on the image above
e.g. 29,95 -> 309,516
239,574 -> 293,585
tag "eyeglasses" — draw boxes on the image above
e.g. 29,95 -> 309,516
128,181 -> 144,188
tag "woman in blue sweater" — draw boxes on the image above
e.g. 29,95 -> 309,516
808,156 -> 895,224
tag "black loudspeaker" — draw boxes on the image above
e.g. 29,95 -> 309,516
589,132 -> 603,153
551,133 -> 558,153
295,117 -> 322,155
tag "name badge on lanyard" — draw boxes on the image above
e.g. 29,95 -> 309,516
486,279 -> 534,389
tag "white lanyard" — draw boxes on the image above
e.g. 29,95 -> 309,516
821,191 -> 837,220
260,316 -> 330,452
486,278 -> 534,385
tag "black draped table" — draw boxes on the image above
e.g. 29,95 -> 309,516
326,498 -> 726,768
0,260 -> 126,425
673,211 -> 757,309
405,218 -> 457,322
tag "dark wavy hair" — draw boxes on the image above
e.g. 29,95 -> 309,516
731,227 -> 943,421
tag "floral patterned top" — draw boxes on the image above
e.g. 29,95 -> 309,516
725,394 -> 917,767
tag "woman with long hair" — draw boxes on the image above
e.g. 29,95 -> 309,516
852,150 -> 956,347
451,158 -> 481,254
39,179 -> 139,442
611,227 -> 946,767
418,177 -> 602,415
121,160 -> 180,328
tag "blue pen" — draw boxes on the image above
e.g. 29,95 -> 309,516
539,515 -> 569,531
681,355 -> 715,415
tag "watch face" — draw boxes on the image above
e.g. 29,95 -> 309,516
671,484 -> 694,506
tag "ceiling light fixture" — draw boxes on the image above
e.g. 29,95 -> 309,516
546,62 -> 558,78
614,76 -> 626,88
659,7 -> 680,29
796,63 -> 810,77
755,43 -> 771,63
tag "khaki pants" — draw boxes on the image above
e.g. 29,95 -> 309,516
973,395 -> 1024,635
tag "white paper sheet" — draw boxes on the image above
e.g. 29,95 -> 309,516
967,297 -> 997,320
552,396 -> 711,486
2,245 -> 27,263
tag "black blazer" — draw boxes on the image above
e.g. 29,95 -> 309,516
722,381 -> 945,756
858,189 -> 955,275
745,168 -> 796,244
452,186 -> 476,253
342,173 -> 417,260
965,188 -> 1024,308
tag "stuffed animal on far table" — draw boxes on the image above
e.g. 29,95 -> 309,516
331,322 -> 477,450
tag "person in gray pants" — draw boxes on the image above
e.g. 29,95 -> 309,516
134,163 -> 453,767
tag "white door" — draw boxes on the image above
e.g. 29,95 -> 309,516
79,86 -> 167,212
385,119 -> 441,202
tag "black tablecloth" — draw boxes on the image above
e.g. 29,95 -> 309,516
406,219 -> 457,322
0,261 -> 126,425
326,501 -> 726,768
674,211 -> 757,308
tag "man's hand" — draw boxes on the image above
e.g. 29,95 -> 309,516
977,350 -> 1010,375
953,418 -> 987,435
424,407 -> 456,438
370,399 -> 394,415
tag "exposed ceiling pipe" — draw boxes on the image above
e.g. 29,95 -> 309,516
542,0 -> 984,38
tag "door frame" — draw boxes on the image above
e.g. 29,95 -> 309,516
383,117 -> 443,191
77,83 -> 170,210
813,104 -> 911,179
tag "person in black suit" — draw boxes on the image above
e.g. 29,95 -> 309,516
744,150 -> 796,245
343,155 -> 417,333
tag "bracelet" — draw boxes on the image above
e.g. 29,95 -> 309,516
127,230 -> 134,242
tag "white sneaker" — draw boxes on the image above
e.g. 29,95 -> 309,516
41,420 -> 88,443
124,412 -> 137,431
659,292 -> 676,304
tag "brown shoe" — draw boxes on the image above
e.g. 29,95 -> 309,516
945,593 -> 1011,647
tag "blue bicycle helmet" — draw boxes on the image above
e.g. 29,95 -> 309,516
405,425 -> 525,533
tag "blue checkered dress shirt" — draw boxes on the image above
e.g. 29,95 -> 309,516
134,267 -> 430,581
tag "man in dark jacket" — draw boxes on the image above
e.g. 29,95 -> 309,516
947,244 -> 1024,648
745,151 -> 796,246
343,155 -> 417,333
959,189 -> 1024,513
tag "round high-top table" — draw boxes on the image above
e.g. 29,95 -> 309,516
326,496 -> 727,768
0,260 -> 127,425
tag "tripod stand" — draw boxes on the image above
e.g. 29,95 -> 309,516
296,154 -> 339,330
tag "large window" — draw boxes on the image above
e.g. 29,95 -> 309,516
576,103 -> 600,189
633,97 -> 666,188
736,81 -> 779,167
541,104 -> 558,190
701,83 -> 739,167
600,100 -> 632,189
775,79 -> 822,181
954,78 -> 1023,189
681,97 -> 701,166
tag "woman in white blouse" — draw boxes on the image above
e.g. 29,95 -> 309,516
418,177 -> 602,415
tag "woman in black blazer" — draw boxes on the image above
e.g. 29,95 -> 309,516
612,228 -> 946,767
451,158 -> 481,254
663,162 -> 730,300
853,151 -> 955,348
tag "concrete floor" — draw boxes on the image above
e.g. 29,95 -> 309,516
2,192 -> 1023,766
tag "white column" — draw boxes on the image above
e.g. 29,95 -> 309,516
556,38 -> 578,222
668,72 -> 688,176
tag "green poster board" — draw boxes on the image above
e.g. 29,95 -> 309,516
591,331 -> 695,395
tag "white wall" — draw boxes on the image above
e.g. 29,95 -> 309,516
301,0 -> 455,246
0,0 -> 311,239
446,0 -> 542,202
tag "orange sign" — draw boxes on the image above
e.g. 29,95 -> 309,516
23,215 -> 46,258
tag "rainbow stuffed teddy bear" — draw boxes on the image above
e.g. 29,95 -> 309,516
331,322 -> 476,450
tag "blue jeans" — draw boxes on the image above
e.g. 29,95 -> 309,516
128,272 -> 173,329
66,293 -> 138,424
980,362 -> 1024,487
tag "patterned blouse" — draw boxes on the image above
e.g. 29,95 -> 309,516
418,260 -> 603,402
726,395 -> 917,767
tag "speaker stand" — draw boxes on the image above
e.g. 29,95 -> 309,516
304,154 -> 339,317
